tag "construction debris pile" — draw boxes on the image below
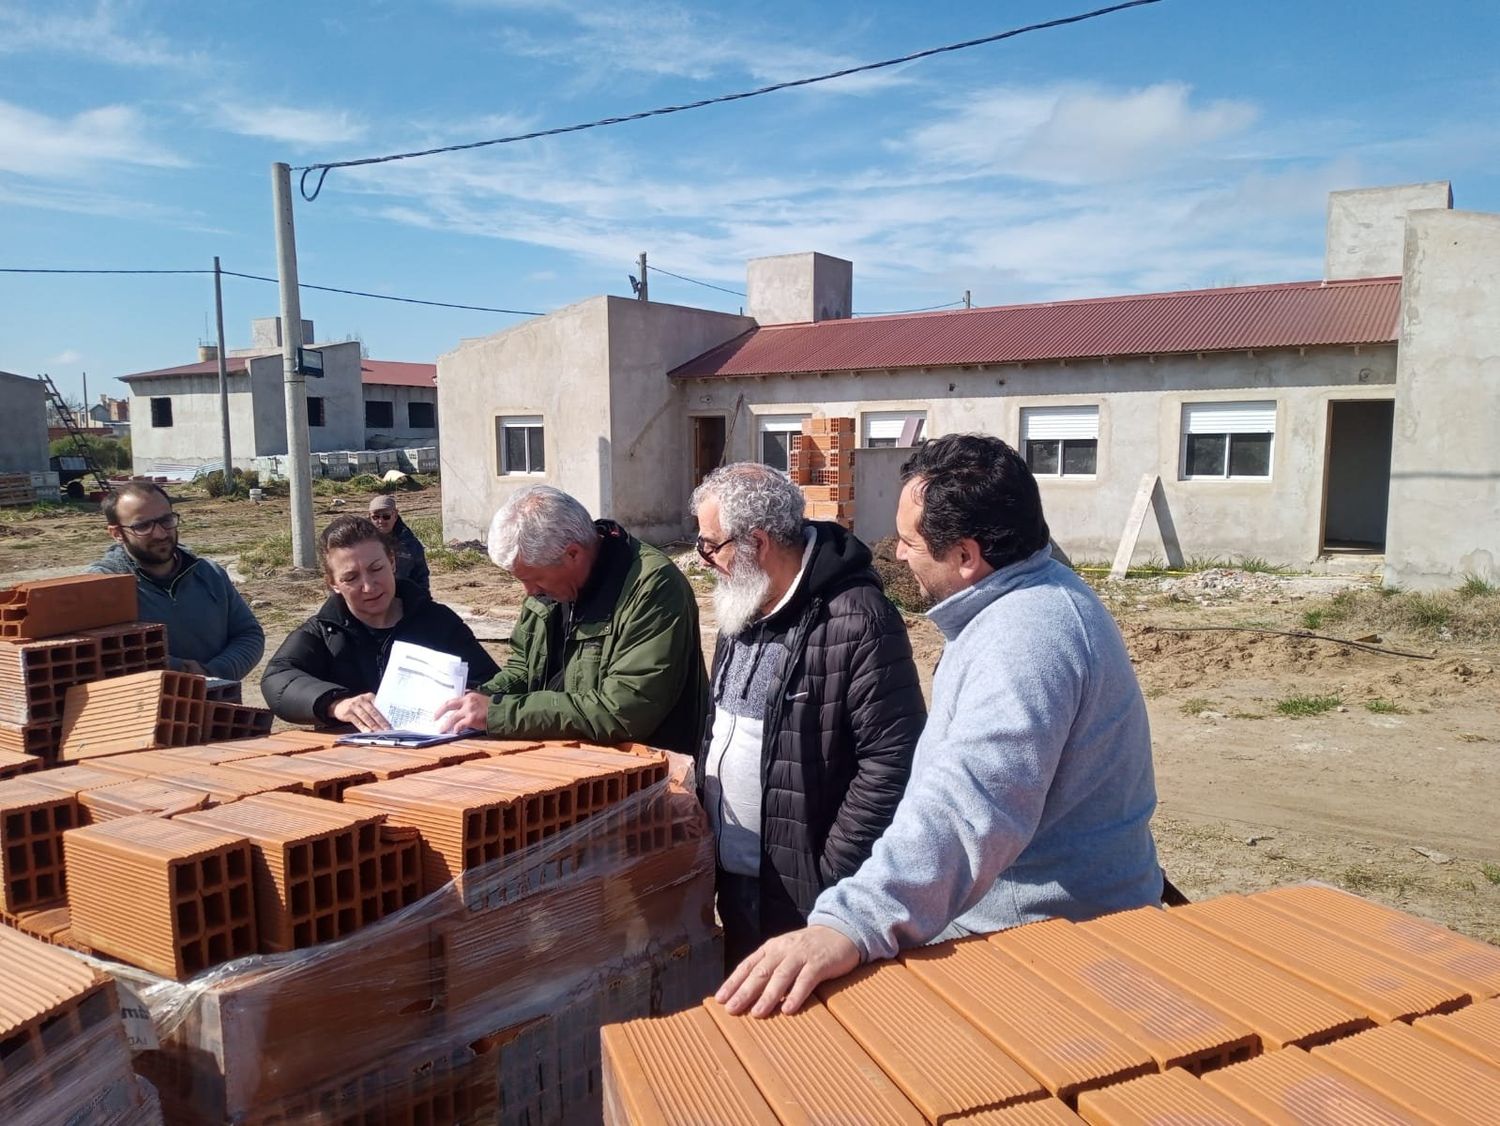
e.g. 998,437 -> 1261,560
604,884 -> 1500,1124
0,574 -> 719,1124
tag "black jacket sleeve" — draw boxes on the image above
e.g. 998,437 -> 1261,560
260,617 -> 349,725
818,593 -> 926,885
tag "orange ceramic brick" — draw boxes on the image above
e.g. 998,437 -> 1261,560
1311,1021 -> 1500,1121
146,762 -> 303,805
1412,997 -> 1500,1066
0,573 -> 137,639
0,923 -> 118,1089
1174,895 -> 1470,1023
59,670 -> 207,760
817,960 -> 1047,1120
1082,905 -> 1373,1050
0,777 -> 78,913
21,762 -> 120,798
157,742 -> 283,766
75,621 -> 168,677
427,762 -> 572,846
78,778 -> 211,821
601,1006 -> 780,1126
901,938 -> 1155,1102
527,744 -> 669,794
956,1100 -> 1085,1124
1075,1068 -> 1249,1126
300,745 -> 445,780
703,998 -> 926,1125
989,919 -> 1259,1074
366,823 -> 423,924
230,753 -> 379,800
204,732 -> 338,757
201,701 -> 275,742
0,720 -> 61,761
800,484 -> 854,504
65,813 -> 257,979
804,416 -> 855,437
0,750 -> 41,780
1202,1045 -> 1432,1123
0,635 -> 101,724
465,738 -> 545,756
1250,883 -> 1500,1001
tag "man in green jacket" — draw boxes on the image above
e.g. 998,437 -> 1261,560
436,485 -> 708,756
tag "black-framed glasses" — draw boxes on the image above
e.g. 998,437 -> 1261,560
695,534 -> 734,564
368,510 -> 396,521
119,512 -> 180,536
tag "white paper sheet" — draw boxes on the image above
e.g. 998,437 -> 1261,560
373,640 -> 469,735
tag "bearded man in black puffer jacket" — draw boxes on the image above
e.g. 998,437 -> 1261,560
691,462 -> 925,966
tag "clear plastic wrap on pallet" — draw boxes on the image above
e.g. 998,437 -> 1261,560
86,755 -> 717,1125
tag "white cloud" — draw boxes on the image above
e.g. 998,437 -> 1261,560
0,2 -> 205,70
50,349 -> 83,365
214,103 -> 367,148
906,82 -> 1259,184
0,100 -> 185,177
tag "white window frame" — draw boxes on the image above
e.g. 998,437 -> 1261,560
861,410 -> 926,449
756,414 -> 810,471
1022,405 -> 1099,478
1180,401 -> 1276,480
497,414 -> 546,476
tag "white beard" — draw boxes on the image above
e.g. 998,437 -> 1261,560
712,555 -> 772,637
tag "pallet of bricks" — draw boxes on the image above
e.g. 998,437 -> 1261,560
602,882 -> 1500,1124
0,709 -> 718,1124
789,416 -> 855,528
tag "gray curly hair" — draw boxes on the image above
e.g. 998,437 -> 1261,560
488,485 -> 597,569
690,462 -> 805,548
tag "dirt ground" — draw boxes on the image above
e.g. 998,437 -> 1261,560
4,485 -> 1497,944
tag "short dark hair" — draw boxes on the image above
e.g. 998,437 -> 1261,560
101,482 -> 172,526
900,434 -> 1050,570
319,515 -> 394,578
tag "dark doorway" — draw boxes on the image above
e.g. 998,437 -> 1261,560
693,416 -> 726,487
1323,400 -> 1394,551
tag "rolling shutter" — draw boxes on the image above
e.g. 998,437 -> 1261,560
1021,405 -> 1099,441
1182,402 -> 1275,434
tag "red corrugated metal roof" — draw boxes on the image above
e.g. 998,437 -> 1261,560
119,356 -> 436,386
670,278 -> 1401,379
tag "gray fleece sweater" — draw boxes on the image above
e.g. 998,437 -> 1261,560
807,546 -> 1161,961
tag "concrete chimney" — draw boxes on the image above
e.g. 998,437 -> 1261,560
250,316 -> 316,349
1325,182 -> 1452,280
746,252 -> 852,326
198,344 -> 219,362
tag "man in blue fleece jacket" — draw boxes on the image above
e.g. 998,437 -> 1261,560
719,434 -> 1162,1017
87,482 -> 265,682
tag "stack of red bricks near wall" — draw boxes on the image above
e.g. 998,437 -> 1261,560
64,812 -> 258,979
59,669 -> 207,761
797,417 -> 856,528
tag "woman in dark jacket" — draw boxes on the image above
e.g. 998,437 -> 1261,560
261,515 -> 499,729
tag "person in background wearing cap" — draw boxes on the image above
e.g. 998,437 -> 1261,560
368,495 -> 429,595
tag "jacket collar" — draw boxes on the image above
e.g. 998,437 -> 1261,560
926,545 -> 1054,641
571,520 -> 634,623
316,578 -> 431,631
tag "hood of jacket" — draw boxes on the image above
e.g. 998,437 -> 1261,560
761,520 -> 879,628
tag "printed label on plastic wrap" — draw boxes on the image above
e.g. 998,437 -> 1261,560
116,980 -> 160,1050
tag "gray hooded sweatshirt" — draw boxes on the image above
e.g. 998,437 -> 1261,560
88,544 -> 265,681
807,546 -> 1161,961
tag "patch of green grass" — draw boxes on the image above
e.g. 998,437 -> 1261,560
1300,609 -> 1324,630
427,545 -> 487,572
1179,697 -> 1216,717
239,531 -> 293,574
1458,573 -> 1499,598
1229,710 -> 1266,720
1364,697 -> 1407,715
1481,863 -> 1500,886
1235,555 -> 1289,574
1182,554 -> 1231,571
1402,594 -> 1451,631
1274,692 -> 1342,718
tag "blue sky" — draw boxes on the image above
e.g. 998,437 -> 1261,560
3,0 -> 1497,406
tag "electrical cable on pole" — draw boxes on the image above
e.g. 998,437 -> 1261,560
271,163 -> 317,570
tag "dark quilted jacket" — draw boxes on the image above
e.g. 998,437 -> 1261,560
697,521 -> 925,937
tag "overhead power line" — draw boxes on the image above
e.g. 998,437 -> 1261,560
856,300 -> 967,316
1,266 -> 540,317
646,263 -> 746,298
293,0 -> 1164,201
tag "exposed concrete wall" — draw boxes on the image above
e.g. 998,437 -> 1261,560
746,252 -> 852,325
1385,209 -> 1500,589
437,298 -> 615,544
362,384 -> 439,448
851,446 -> 908,546
1325,182 -> 1451,281
247,341 -> 364,456
127,372 -> 259,470
680,345 -> 1398,566
249,317 -> 315,350
0,373 -> 50,473
605,299 -> 755,543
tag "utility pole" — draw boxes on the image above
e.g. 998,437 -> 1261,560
964,289 -> 972,310
271,163 -> 315,570
213,257 -> 233,492
636,252 -> 649,302
82,372 -> 89,417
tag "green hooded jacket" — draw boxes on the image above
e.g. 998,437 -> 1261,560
480,520 -> 708,756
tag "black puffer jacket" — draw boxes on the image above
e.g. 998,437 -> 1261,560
261,580 -> 500,725
697,522 -> 925,937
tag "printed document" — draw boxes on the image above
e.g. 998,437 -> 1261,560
373,640 -> 471,735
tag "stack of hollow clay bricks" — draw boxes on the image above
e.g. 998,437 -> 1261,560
0,923 -> 163,1125
790,416 -> 856,528
0,573 -> 269,767
602,882 -> 1500,1125
0,719 -> 715,1123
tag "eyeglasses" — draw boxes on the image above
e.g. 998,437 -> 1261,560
119,513 -> 180,536
695,534 -> 734,564
369,511 -> 396,521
